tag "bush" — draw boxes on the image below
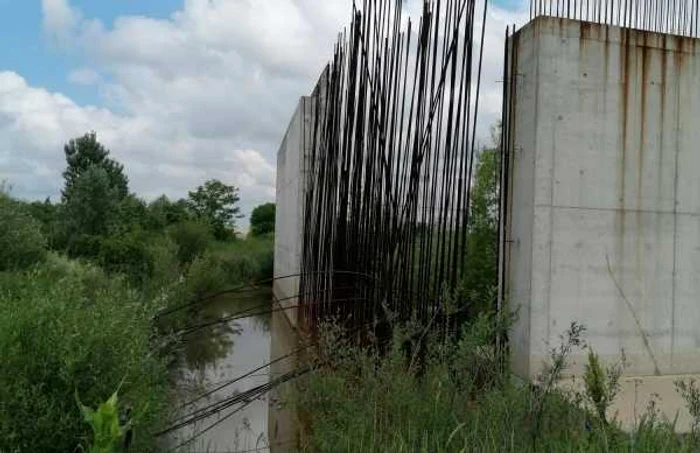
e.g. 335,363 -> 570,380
184,251 -> 229,298
0,194 -> 48,270
168,220 -> 214,266
144,235 -> 181,292
0,262 -> 169,453
97,230 -> 153,285
182,237 -> 274,300
213,237 -> 274,282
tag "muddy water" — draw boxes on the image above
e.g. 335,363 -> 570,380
170,288 -> 272,452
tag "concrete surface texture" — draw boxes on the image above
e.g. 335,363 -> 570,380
274,95 -> 309,330
273,68 -> 327,331
504,16 -> 700,428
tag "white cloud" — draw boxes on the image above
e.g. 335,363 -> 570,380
6,0 -> 529,225
41,0 -> 81,45
68,68 -> 100,85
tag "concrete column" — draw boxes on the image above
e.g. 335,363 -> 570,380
505,17 -> 700,429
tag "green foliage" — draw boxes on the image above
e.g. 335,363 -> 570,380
183,237 -> 274,298
0,261 -> 168,453
96,230 -> 153,286
168,220 -> 214,266
676,379 -> 700,433
461,146 -> 499,317
76,389 -> 129,453
0,193 -> 48,271
60,167 -> 121,252
582,349 -> 624,425
249,202 -> 275,237
187,179 -> 242,240
112,195 -> 148,234
24,197 -> 59,245
145,196 -> 191,231
62,132 -> 128,202
143,235 -> 181,294
185,251 -> 229,298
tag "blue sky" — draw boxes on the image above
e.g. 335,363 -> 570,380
0,0 -> 526,222
0,0 -> 182,107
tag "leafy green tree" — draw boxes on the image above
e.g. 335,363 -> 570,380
145,196 -> 192,231
249,203 -> 275,237
462,138 -> 500,317
187,179 -> 242,240
62,132 -> 128,202
26,197 -> 57,226
112,195 -> 148,235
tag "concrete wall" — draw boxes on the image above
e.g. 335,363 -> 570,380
274,96 -> 310,329
505,17 -> 700,427
270,69 -> 327,452
273,68 -> 327,330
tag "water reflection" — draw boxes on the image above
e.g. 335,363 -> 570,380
171,288 -> 272,453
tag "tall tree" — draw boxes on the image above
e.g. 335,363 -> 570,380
146,196 -> 192,231
187,179 -> 242,240
62,132 -> 129,201
61,167 -> 120,240
249,203 -> 276,237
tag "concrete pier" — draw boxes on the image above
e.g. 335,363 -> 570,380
504,17 -> 700,428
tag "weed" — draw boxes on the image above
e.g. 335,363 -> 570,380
676,379 -> 700,434
582,348 -> 625,425
76,388 -> 131,453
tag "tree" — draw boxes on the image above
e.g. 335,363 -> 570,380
187,180 -> 242,240
249,203 -> 276,237
59,167 -> 121,255
62,132 -> 128,202
462,142 -> 500,318
108,194 -> 149,236
145,196 -> 192,231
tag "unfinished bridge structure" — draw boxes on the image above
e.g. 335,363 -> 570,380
274,0 -> 700,435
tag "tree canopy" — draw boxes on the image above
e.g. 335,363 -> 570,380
62,132 -> 129,202
249,203 -> 275,237
187,179 -> 242,240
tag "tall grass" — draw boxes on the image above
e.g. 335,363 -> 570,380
295,313 -> 700,452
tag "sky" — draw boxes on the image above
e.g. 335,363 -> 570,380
0,0 -> 529,226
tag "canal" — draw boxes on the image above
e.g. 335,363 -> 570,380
169,287 -> 273,452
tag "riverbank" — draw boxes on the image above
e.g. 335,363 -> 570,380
0,234 -> 274,452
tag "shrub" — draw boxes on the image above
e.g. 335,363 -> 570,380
184,251 -> 229,298
182,237 -> 274,300
144,235 -> 181,292
0,262 -> 169,453
0,194 -> 48,270
97,230 -> 153,285
168,220 -> 214,266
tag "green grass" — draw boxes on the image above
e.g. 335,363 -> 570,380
294,315 -> 700,453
